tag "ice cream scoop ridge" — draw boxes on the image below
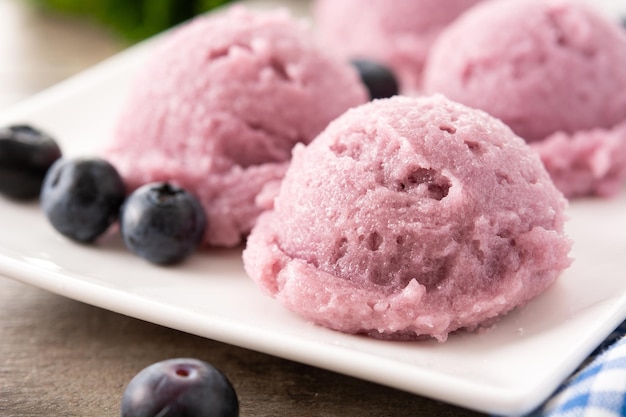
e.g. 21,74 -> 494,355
243,95 -> 572,342
105,6 -> 368,247
422,0 -> 626,198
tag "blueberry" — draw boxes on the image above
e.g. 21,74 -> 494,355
120,182 -> 206,264
351,59 -> 399,100
121,358 -> 239,417
40,157 -> 125,242
0,124 -> 62,200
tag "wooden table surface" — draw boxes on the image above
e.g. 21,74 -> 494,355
0,1 -> 488,415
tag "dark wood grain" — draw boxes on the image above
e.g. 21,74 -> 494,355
0,1 -> 488,415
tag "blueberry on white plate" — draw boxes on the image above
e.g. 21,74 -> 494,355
40,157 -> 125,242
120,182 -> 206,265
0,124 -> 62,200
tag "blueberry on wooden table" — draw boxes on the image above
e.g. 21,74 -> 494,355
40,157 -> 125,242
0,124 -> 62,200
120,182 -> 206,265
350,59 -> 399,100
121,358 -> 239,417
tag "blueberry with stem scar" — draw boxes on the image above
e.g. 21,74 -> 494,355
121,358 -> 239,417
120,182 -> 206,265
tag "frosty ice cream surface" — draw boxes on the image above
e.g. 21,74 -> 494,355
105,6 -> 368,247
243,95 -> 572,342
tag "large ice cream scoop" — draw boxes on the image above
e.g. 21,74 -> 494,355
423,0 -> 626,198
243,95 -> 572,342
105,6 -> 368,247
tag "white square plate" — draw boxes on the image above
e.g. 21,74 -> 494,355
1,4 -> 626,414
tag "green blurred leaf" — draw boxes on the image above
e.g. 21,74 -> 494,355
28,0 -> 234,42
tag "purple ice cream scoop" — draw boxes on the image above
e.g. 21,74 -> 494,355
243,95 -> 572,342
423,0 -> 626,198
105,6 -> 367,247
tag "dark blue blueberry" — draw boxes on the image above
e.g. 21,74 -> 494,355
40,157 -> 125,242
120,182 -> 206,265
0,124 -> 62,200
121,358 -> 239,417
351,59 -> 399,100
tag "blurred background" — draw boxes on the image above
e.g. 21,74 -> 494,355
0,0 -> 309,110
28,0 -> 234,42
0,0 -> 130,110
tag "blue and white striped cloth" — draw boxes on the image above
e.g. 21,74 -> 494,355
502,321 -> 626,417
